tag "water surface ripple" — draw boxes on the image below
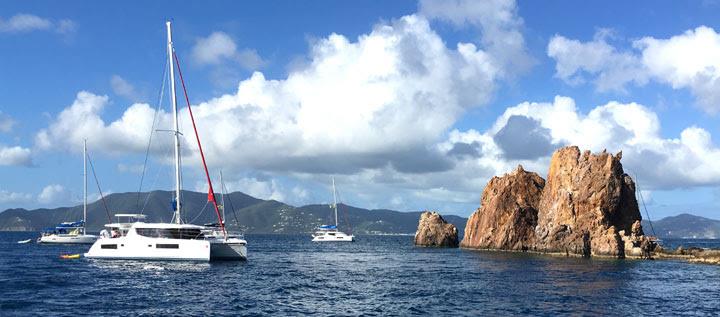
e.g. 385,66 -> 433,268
1,233 -> 718,316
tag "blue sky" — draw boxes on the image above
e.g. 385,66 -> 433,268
2,0 -> 720,221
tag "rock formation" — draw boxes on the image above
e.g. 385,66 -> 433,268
534,147 -> 642,257
415,211 -> 459,247
462,146 -> 653,258
460,165 -> 544,250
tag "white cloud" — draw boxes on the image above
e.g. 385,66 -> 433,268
0,14 -> 76,34
110,75 -> 139,101
0,189 -> 33,204
549,26 -> 720,114
37,184 -> 70,204
454,95 -> 720,189
35,91 -> 160,155
0,145 -> 32,166
191,31 -> 265,70
39,14 -> 502,175
419,0 -> 533,76
0,111 -> 14,133
548,31 -> 648,91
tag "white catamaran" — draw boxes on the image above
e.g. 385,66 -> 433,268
38,140 -> 98,244
84,21 -> 247,261
312,177 -> 354,242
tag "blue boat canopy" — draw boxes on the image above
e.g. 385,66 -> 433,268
319,225 -> 337,229
56,221 -> 84,228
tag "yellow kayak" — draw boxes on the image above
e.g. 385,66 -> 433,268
60,254 -> 81,259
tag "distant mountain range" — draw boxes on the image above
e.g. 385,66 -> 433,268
643,213 -> 720,239
0,190 -> 467,235
2,191 -> 716,239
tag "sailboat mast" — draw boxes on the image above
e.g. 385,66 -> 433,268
83,139 -> 87,235
167,21 -> 182,224
332,177 -> 338,227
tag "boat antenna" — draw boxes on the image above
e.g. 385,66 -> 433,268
83,139 -> 87,235
167,20 -> 183,224
634,173 -> 657,237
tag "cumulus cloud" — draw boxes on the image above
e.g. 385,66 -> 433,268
191,31 -> 265,70
0,13 -> 76,34
37,184 -> 70,204
35,91 -> 161,155
450,95 -> 720,190
549,26 -> 720,114
0,111 -> 14,133
0,145 -> 32,166
39,14 -> 502,176
419,0 -> 533,76
548,30 -> 648,91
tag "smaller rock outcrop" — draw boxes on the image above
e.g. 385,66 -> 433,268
414,211 -> 459,247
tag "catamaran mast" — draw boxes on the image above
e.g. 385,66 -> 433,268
83,139 -> 87,235
332,177 -> 338,227
167,21 -> 182,224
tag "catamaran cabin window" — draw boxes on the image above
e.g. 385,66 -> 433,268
156,244 -> 180,249
135,228 -> 204,239
101,244 -> 117,249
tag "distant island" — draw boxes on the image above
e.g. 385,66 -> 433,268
0,190 -> 467,235
643,213 -> 720,239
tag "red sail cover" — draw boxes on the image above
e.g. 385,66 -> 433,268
173,51 -> 226,237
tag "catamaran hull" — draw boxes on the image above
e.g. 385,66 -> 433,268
209,240 -> 247,260
312,235 -> 355,242
84,237 -> 211,261
39,234 -> 98,244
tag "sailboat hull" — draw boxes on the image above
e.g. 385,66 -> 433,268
39,234 -> 97,244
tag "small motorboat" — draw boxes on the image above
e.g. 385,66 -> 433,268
60,254 -> 81,259
17,239 -> 32,244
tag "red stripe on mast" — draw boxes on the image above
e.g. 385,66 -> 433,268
172,51 -> 226,238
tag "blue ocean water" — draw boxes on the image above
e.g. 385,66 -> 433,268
1,232 -> 718,316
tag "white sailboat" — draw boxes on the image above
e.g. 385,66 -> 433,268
84,21 -> 247,261
38,140 -> 98,244
312,177 -> 354,242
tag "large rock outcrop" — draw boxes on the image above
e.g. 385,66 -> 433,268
462,146 -> 651,258
415,211 -> 459,247
534,147 -> 642,257
460,165 -> 544,250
